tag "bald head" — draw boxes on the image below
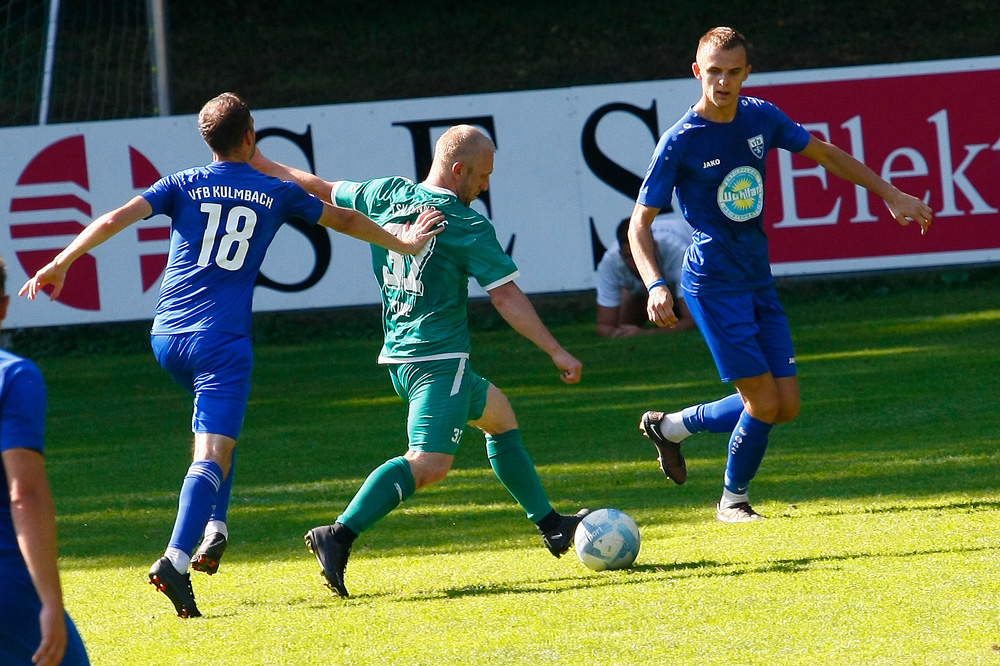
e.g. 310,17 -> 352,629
426,125 -> 496,206
430,125 -> 496,178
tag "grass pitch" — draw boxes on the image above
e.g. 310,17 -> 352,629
35,276 -> 1000,665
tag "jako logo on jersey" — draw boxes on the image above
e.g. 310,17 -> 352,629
703,158 -> 720,168
747,134 -> 764,159
9,135 -> 167,310
717,166 -> 764,222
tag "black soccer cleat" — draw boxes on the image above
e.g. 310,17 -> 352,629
540,509 -> 591,558
191,532 -> 227,575
640,410 -> 688,484
148,557 -> 202,618
304,525 -> 351,598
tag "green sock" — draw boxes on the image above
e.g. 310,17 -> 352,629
337,456 -> 416,535
486,429 -> 553,523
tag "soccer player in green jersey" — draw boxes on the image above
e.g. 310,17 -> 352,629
252,125 -> 587,597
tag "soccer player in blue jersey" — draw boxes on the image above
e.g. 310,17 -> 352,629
20,93 -> 442,617
629,28 -> 933,522
1,257 -> 91,665
252,125 -> 588,597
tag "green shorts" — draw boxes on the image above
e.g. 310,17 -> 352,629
388,358 -> 490,455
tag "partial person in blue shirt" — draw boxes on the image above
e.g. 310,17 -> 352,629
628,27 -> 932,523
20,92 -> 442,618
0,256 -> 90,666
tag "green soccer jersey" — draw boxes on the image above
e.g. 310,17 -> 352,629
333,177 -> 519,362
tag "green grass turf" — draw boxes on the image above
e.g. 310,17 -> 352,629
35,278 -> 1000,665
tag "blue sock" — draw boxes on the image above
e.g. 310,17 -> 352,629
209,449 -> 236,524
682,393 -> 745,434
167,460 -> 224,556
723,412 -> 773,495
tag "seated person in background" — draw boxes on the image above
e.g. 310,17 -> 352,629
596,214 -> 694,338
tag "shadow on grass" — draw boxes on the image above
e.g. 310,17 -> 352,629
57,473 -> 1000,572
292,541 -> 999,604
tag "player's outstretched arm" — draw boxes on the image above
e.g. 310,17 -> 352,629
252,148 -> 443,255
799,136 -> 933,234
487,281 -> 582,384
19,196 -> 151,301
318,205 -> 443,256
4,448 -> 68,666
250,148 -> 337,202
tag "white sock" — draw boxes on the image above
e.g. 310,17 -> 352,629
660,411 -> 693,442
164,547 -> 191,574
204,520 -> 229,539
720,489 -> 749,510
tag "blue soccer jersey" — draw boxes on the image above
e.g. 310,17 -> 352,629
0,350 -> 46,559
0,349 -> 91,665
144,162 -> 325,337
638,96 -> 811,295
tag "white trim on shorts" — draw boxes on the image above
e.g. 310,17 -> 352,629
450,357 -> 466,396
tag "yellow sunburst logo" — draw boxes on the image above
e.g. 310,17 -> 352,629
717,167 -> 764,222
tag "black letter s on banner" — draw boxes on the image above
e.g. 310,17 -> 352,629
254,126 -> 332,293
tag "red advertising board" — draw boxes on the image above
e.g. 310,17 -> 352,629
747,65 -> 1000,273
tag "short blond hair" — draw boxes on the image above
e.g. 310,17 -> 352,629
697,27 -> 749,62
432,125 -> 495,174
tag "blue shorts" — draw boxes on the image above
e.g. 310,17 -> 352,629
388,358 -> 491,455
0,558 -> 90,665
685,286 -> 796,383
151,331 -> 253,440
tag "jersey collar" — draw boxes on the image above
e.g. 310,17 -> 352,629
421,182 -> 459,199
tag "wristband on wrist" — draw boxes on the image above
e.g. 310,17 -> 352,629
646,279 -> 666,293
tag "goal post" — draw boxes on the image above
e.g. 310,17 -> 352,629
1,0 -> 171,128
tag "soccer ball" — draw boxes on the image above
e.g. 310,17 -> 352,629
574,508 -> 640,571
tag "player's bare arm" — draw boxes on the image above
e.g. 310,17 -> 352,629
249,148 -> 336,202
19,196 -> 152,301
251,148 -> 442,254
799,136 -> 933,234
4,448 -> 68,666
487,281 -> 582,384
318,205 -> 443,256
596,304 -> 633,338
627,203 -> 677,328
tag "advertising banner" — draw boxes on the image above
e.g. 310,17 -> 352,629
2,56 -> 998,328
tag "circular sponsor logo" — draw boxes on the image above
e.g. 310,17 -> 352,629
10,136 -> 166,311
717,166 -> 764,222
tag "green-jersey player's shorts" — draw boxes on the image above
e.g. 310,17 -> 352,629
388,358 -> 490,455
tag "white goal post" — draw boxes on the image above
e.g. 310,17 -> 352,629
3,0 -> 171,127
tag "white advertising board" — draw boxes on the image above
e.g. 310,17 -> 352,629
3,56 -> 998,328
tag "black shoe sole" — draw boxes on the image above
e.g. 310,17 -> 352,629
148,571 -> 202,618
190,555 -> 220,575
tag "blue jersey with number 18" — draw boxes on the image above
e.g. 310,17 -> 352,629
143,161 -> 324,336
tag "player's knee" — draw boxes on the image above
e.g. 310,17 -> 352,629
774,398 -> 800,424
414,472 -> 446,489
406,451 -> 452,489
743,391 -> 780,423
